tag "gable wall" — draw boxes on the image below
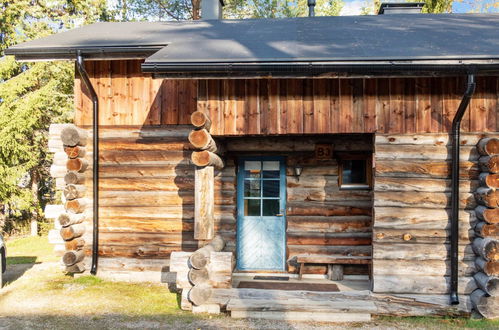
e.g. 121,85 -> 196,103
75,60 -> 498,135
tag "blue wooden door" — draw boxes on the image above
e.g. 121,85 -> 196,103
236,157 -> 286,271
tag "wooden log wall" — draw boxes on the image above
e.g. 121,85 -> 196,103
373,133 -> 499,296
221,135 -> 373,276
74,61 -> 499,136
471,137 -> 499,319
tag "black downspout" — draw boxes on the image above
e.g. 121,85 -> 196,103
308,0 -> 316,17
75,51 -> 99,275
450,74 -> 476,305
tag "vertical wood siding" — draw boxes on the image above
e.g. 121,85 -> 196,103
75,61 -> 499,136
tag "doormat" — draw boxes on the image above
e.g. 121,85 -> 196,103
253,276 -> 289,281
238,281 -> 339,292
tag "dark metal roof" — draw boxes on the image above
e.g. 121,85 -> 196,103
5,14 -> 499,76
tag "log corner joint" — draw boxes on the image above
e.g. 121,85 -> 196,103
75,50 -> 99,275
450,74 -> 476,305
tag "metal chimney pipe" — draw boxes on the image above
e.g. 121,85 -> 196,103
308,0 -> 316,17
201,0 -> 224,20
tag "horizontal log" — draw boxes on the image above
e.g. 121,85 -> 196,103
53,151 -> 68,164
188,129 -> 217,152
99,164 -> 194,179
99,138 -> 190,152
63,184 -> 86,200
287,216 -> 372,233
471,289 -> 499,319
64,171 -> 86,185
287,232 -> 371,246
65,261 -> 85,273
475,187 -> 499,208
287,188 -> 371,202
62,250 -> 85,266
474,272 -> 499,296
473,237 -> 499,261
188,267 -> 209,286
44,204 -> 64,219
60,223 -> 86,241
375,177 -> 478,193
373,260 -> 476,276
189,235 -> 225,269
64,145 -> 86,159
374,228 -> 473,244
100,150 -> 189,165
288,245 -> 371,257
50,165 -> 67,178
477,137 -> 499,156
374,191 -> 475,209
475,221 -> 499,238
188,284 -> 212,306
374,207 -> 476,230
286,166 -> 338,176
191,151 -> 224,169
61,125 -> 87,147
287,201 -> 372,217
66,158 -> 88,172
479,172 -> 499,189
475,206 -> 499,224
191,111 -> 211,130
373,243 -> 474,261
479,155 -> 499,174
65,237 -> 85,251
65,198 -> 89,214
373,275 -> 476,294
375,159 -> 479,179
375,145 -> 478,161
476,257 -> 499,276
98,244 -> 198,259
58,212 -> 85,227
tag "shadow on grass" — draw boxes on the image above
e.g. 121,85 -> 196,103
3,257 -> 37,285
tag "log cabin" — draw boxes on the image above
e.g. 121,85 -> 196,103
6,1 -> 499,322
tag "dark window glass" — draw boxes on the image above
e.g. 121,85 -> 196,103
262,199 -> 280,216
244,199 -> 260,216
342,159 -> 367,184
263,180 -> 280,198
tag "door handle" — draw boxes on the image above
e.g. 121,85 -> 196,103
275,213 -> 284,217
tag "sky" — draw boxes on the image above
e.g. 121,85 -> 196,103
340,0 -> 499,15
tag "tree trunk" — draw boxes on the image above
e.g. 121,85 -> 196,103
189,129 -> 217,152
191,0 -> 201,20
189,235 -> 225,269
188,284 -> 213,306
61,125 -> 87,146
191,111 -> 211,130
62,250 -> 85,266
60,223 -> 85,241
64,145 -> 86,159
479,155 -> 499,174
64,171 -> 86,185
477,137 -> 499,156
476,206 -> 499,224
479,173 -> 499,189
66,158 -> 88,172
473,237 -> 499,261
191,151 -> 224,168
475,187 -> 499,208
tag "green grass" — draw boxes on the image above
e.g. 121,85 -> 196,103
6,235 -> 60,265
377,316 -> 499,329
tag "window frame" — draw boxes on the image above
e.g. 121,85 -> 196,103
338,153 -> 372,190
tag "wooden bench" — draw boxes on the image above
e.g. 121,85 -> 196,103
295,254 -> 371,281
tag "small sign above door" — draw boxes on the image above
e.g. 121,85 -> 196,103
315,144 -> 333,160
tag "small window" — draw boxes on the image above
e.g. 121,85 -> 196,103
339,154 -> 372,190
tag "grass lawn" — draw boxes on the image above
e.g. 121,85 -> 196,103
6,235 -> 60,264
1,235 -> 499,329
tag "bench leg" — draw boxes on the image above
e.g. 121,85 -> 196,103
330,265 -> 344,281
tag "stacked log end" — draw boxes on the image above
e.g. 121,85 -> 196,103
189,111 -> 225,241
471,137 -> 499,319
170,236 -> 233,314
59,124 -> 89,274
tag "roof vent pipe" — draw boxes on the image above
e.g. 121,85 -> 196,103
308,0 -> 316,17
378,2 -> 425,14
201,0 -> 225,20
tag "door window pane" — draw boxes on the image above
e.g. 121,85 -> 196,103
263,161 -> 280,178
262,199 -> 280,216
244,161 -> 261,179
263,180 -> 280,198
244,180 -> 260,197
245,199 -> 261,216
